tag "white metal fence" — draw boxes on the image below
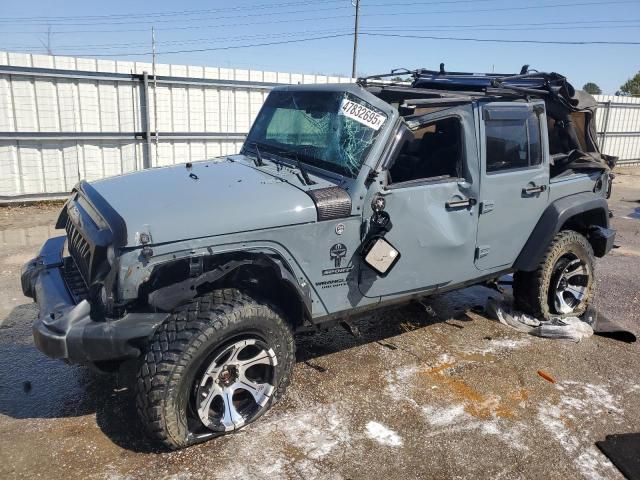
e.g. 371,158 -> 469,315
593,95 -> 640,165
1,50 -> 638,201
0,51 -> 352,200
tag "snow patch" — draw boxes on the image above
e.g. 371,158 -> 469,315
422,404 -> 466,427
435,353 -> 455,365
559,381 -> 623,416
537,381 -> 623,479
215,458 -> 287,480
290,460 -> 344,480
214,404 -> 351,479
421,404 -> 529,452
384,365 -> 421,405
488,338 -> 531,349
365,421 -> 403,447
480,422 -> 500,435
466,338 -> 531,355
626,384 -> 640,394
277,407 -> 352,460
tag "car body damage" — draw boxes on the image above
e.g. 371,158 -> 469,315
21,66 -> 617,449
23,67 -> 617,353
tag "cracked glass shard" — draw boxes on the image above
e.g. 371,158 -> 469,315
246,91 -> 386,178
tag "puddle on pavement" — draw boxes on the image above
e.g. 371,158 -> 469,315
0,308 -> 119,420
0,213 -> 127,428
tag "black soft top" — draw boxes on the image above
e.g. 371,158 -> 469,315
360,65 -> 616,177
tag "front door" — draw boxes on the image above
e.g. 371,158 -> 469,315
475,101 -> 550,270
358,107 -> 481,298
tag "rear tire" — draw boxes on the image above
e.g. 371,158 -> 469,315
514,230 -> 595,320
135,288 -> 295,450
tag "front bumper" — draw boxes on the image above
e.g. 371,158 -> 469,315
22,236 -> 168,364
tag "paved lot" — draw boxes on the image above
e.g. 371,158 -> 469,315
0,170 -> 638,480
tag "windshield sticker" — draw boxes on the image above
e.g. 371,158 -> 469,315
339,98 -> 386,131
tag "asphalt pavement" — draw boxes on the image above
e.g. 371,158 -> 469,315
0,169 -> 638,480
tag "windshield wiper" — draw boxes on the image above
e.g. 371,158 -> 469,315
247,142 -> 315,185
248,141 -> 288,170
251,142 -> 265,167
295,156 -> 315,186
276,150 -> 315,186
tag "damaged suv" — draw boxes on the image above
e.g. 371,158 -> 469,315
22,66 -> 616,449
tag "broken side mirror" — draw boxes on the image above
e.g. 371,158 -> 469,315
361,235 -> 401,277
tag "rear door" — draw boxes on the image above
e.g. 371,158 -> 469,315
475,101 -> 550,270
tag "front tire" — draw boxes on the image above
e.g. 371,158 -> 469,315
514,230 -> 595,320
135,289 -> 295,450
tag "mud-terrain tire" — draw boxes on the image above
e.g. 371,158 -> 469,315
513,230 -> 595,320
135,288 -> 295,450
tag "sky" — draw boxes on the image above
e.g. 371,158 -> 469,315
0,0 -> 639,94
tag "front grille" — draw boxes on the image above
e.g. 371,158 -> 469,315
63,256 -> 89,303
65,217 -> 92,285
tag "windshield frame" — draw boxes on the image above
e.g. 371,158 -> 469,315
243,88 -> 389,178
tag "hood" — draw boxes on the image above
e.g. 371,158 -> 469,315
90,158 -> 318,246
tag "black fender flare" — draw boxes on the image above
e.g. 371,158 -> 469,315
513,193 -> 609,271
146,251 -> 312,319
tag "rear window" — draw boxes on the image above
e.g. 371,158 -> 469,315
486,111 -> 542,173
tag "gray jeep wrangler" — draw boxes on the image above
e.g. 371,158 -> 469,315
22,67 -> 616,449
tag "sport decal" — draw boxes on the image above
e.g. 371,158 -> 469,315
322,243 -> 354,276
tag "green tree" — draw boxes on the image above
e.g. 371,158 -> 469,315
582,82 -> 602,95
620,71 -> 640,96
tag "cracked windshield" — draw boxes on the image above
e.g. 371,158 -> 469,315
246,90 -> 387,177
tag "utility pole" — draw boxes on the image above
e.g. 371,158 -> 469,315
151,26 -> 159,167
46,26 -> 52,55
351,0 -> 360,79
39,25 -> 53,55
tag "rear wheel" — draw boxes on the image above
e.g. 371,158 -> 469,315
135,289 -> 295,449
514,230 -> 594,320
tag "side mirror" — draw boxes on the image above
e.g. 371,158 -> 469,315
361,235 -> 401,277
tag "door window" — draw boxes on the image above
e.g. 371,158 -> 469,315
486,111 -> 542,173
388,117 -> 463,185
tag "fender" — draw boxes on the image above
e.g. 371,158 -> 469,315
514,192 -> 609,271
145,251 -> 312,319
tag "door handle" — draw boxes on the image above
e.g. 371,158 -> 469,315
446,197 -> 477,209
522,184 -> 547,195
